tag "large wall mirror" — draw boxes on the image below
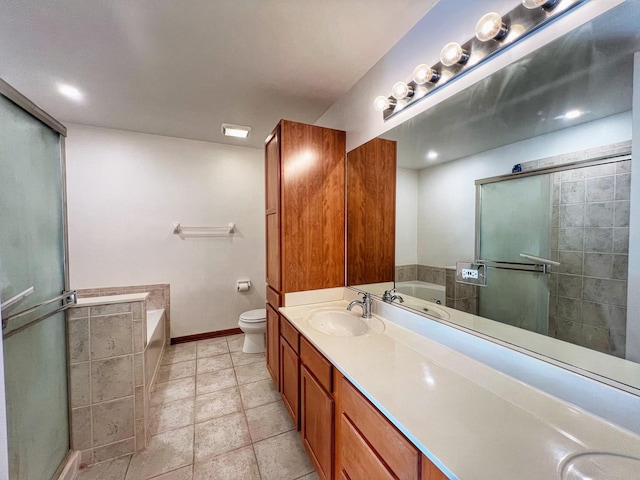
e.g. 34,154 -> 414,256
348,1 -> 640,390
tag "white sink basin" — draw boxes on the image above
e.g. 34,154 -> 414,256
401,297 -> 450,320
561,452 -> 640,479
306,309 -> 385,337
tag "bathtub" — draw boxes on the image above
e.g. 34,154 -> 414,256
395,281 -> 446,305
145,309 -> 166,392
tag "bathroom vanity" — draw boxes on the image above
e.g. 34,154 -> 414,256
275,291 -> 640,480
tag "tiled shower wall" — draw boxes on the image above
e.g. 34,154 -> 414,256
77,284 -> 170,345
548,160 -> 630,357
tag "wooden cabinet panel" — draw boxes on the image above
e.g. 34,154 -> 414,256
266,305 -> 280,387
338,375 -> 420,480
338,413 -> 395,480
280,336 -> 300,428
265,126 -> 280,214
346,137 -> 396,286
280,120 -> 346,292
280,317 -> 300,354
422,454 -> 449,480
266,213 -> 280,290
301,365 -> 334,480
300,337 -> 332,393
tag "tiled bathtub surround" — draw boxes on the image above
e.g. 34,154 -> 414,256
395,265 -> 445,285
445,268 -> 478,315
396,265 -> 478,314
76,284 -> 171,345
68,294 -> 153,466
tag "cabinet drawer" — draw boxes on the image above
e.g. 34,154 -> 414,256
339,413 -> 394,480
280,317 -> 299,353
338,375 -> 420,480
266,286 -> 281,309
300,336 -> 332,393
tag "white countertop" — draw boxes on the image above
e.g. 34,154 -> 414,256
280,300 -> 640,480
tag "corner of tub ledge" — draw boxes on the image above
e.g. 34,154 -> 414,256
75,292 -> 150,306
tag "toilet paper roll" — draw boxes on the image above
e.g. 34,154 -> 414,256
237,281 -> 250,292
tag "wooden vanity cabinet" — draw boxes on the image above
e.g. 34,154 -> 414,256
300,337 -> 334,480
265,119 -> 346,405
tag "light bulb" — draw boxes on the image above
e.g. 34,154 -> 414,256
391,81 -> 414,100
412,64 -> 439,85
440,42 -> 469,67
373,95 -> 395,112
475,12 -> 508,41
522,0 -> 558,9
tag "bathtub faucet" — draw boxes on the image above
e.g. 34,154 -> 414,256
347,292 -> 372,318
382,288 -> 404,304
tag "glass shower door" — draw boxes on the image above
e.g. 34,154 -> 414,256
477,174 -> 552,335
0,94 -> 69,479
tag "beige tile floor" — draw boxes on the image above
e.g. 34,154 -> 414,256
76,334 -> 319,480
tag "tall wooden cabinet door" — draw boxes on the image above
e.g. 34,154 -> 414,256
265,127 -> 281,290
280,337 -> 300,427
301,366 -> 334,480
266,305 -> 280,387
346,137 -> 396,285
280,120 -> 345,292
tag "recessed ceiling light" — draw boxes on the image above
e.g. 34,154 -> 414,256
221,123 -> 251,138
564,109 -> 582,120
57,83 -> 83,102
427,150 -> 438,161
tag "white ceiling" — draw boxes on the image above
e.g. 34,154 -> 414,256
0,0 -> 438,148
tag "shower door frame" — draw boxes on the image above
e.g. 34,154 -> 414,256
0,78 -> 71,479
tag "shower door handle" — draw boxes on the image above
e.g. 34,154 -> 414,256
2,290 -> 77,333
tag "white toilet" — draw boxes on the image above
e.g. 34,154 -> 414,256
238,308 -> 267,353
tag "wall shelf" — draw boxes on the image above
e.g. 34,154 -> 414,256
172,222 -> 235,238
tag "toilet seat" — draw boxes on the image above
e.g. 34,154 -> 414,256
239,309 -> 266,323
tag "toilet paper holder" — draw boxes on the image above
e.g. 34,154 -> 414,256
236,280 -> 251,292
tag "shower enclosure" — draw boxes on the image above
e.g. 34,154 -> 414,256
476,174 -> 553,335
475,152 -> 631,357
0,80 -> 72,479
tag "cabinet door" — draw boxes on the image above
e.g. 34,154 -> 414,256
280,336 -> 300,427
266,212 -> 280,290
301,365 -> 334,480
266,305 -> 280,387
265,126 -> 281,290
347,137 -> 396,285
280,120 -> 345,292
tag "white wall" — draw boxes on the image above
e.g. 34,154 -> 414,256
415,112 -> 632,267
65,125 -> 265,338
395,168 -> 418,265
317,0 -> 624,151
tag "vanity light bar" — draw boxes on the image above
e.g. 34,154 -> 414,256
375,0 -> 586,120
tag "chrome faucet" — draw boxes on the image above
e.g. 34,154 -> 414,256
382,288 -> 404,304
347,292 -> 372,318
